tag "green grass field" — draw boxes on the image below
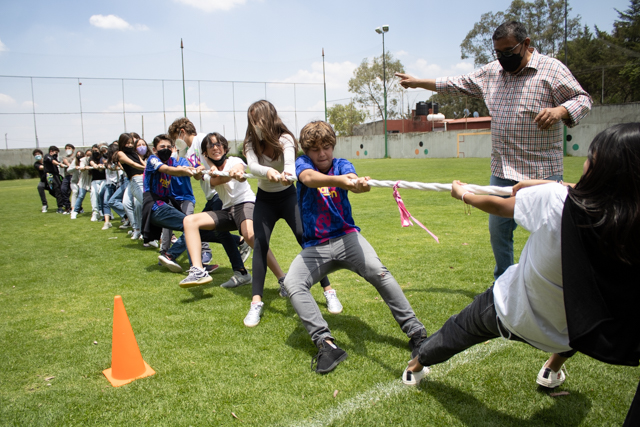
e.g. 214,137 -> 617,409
0,157 -> 637,426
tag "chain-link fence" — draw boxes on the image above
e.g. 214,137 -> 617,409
0,75 -> 325,149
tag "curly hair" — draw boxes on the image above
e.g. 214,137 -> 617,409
299,121 -> 336,152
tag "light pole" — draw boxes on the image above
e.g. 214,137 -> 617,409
375,25 -> 389,158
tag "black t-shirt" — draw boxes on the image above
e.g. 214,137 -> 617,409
121,151 -> 144,179
90,157 -> 107,181
43,154 -> 60,176
34,161 -> 47,183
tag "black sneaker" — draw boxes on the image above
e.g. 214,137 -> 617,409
311,340 -> 348,374
409,328 -> 428,359
56,208 -> 65,214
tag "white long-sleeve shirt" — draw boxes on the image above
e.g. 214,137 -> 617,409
245,134 -> 296,193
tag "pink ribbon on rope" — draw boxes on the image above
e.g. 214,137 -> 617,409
392,181 -> 439,243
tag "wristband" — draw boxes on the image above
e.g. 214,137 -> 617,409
461,192 -> 473,204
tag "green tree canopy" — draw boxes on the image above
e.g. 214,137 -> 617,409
561,0 -> 640,103
327,102 -> 366,136
348,52 -> 405,121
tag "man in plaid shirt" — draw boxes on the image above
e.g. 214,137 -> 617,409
397,21 -> 591,280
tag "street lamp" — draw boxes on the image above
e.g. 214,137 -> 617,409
375,25 -> 389,158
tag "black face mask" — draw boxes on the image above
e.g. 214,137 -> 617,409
498,46 -> 524,73
92,151 -> 100,160
122,146 -> 135,154
208,153 -> 227,168
157,148 -> 172,162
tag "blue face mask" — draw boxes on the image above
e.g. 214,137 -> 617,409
35,155 -> 42,161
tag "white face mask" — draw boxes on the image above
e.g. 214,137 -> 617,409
66,149 -> 73,156
170,151 -> 178,159
174,130 -> 188,154
254,126 -> 263,140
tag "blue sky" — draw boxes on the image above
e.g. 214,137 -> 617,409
0,0 -> 631,148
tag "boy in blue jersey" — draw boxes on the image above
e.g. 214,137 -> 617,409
141,134 -> 218,282
284,121 -> 427,374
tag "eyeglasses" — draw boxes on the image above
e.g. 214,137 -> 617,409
208,143 -> 222,149
494,41 -> 523,59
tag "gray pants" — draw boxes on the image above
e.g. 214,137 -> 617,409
284,232 -> 424,347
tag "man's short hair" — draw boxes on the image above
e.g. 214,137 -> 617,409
48,145 -> 59,153
152,134 -> 173,148
299,121 -> 336,152
33,148 -> 43,156
493,21 -> 528,43
65,144 -> 75,150
168,118 -> 197,140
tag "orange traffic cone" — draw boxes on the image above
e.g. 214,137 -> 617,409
103,295 -> 155,387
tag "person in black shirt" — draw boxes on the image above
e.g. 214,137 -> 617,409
42,146 -> 68,214
33,148 -> 53,212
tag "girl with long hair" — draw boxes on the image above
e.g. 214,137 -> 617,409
241,100 -> 340,327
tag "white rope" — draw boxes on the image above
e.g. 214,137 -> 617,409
202,170 -> 513,196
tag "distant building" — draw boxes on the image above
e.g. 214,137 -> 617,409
353,103 -> 491,136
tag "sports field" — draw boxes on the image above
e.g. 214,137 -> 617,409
0,157 -> 637,426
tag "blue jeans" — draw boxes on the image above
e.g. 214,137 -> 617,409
284,232 -> 424,347
489,174 -> 562,280
103,184 -> 116,217
108,177 -> 128,219
74,188 -> 89,212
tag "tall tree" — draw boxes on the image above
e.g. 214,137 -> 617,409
461,0 -> 581,68
327,102 -> 366,136
348,52 -> 405,121
561,0 -> 640,103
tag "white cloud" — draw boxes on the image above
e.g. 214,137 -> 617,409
0,94 -> 16,105
395,50 -> 409,57
89,15 -> 149,31
173,0 -> 246,12
409,59 -> 474,79
104,102 -> 144,113
22,100 -> 37,108
282,60 -> 358,98
0,39 -> 7,52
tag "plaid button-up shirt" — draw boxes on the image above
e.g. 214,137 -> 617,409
436,49 -> 592,181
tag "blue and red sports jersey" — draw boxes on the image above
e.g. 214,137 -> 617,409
143,155 -> 177,210
295,156 -> 360,248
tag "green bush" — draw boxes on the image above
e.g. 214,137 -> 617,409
0,164 -> 40,181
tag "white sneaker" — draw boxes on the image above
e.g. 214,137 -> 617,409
118,219 -> 130,229
91,212 -> 99,222
143,240 -> 159,248
101,222 -> 112,230
130,230 -> 141,240
536,364 -> 567,388
70,211 -> 77,220
243,302 -> 264,327
402,366 -> 430,386
220,270 -> 252,288
41,206 -> 48,213
324,289 -> 343,314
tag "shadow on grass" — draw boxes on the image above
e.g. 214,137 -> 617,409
285,313 -> 409,374
412,286 -> 480,300
419,381 -> 591,426
178,267 -> 241,303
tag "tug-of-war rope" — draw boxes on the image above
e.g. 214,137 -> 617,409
202,170 -> 514,244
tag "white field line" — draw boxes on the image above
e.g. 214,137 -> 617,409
291,339 -> 511,427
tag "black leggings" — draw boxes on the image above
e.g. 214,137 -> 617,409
251,186 -> 330,297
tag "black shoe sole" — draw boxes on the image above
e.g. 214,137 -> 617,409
316,352 -> 348,374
